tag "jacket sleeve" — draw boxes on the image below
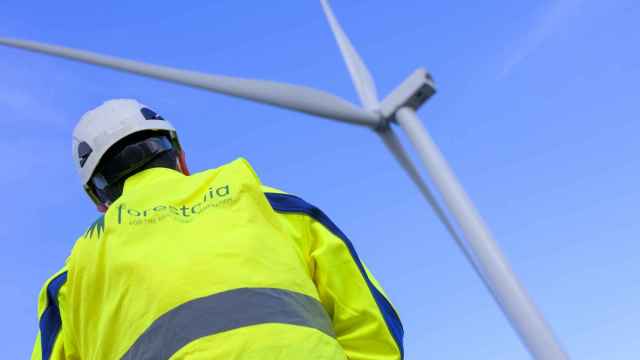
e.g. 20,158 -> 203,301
263,190 -> 404,359
31,269 -> 70,360
307,210 -> 404,360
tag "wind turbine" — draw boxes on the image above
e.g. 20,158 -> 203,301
0,1 -> 568,358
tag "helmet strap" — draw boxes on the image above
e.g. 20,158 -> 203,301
178,151 -> 190,176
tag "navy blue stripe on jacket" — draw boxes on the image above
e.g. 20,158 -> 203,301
39,271 -> 67,360
265,192 -> 404,358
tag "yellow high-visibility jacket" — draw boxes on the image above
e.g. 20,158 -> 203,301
32,158 -> 403,360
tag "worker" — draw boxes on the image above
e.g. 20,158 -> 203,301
31,99 -> 403,360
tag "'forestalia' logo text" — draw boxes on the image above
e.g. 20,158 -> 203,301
116,184 -> 232,225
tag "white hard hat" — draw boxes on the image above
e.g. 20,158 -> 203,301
72,99 -> 179,188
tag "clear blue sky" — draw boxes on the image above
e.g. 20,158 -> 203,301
1,0 -> 638,358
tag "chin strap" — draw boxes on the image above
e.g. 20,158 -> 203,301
178,151 -> 190,175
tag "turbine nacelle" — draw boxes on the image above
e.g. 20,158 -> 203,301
379,68 -> 436,125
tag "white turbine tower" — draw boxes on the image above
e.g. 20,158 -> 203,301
0,1 -> 568,358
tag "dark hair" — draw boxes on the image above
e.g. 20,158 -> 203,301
91,130 -> 179,204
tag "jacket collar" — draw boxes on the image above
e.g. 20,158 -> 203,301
122,167 -> 185,194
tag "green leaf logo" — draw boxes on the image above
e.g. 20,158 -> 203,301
84,216 -> 105,239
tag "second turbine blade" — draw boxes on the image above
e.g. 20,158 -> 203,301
377,128 -> 484,278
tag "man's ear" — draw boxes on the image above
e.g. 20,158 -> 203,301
178,151 -> 190,175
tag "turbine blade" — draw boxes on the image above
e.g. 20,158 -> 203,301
321,0 -> 379,110
0,37 -> 380,127
377,127 -> 487,280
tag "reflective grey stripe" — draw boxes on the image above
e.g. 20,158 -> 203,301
120,287 -> 335,360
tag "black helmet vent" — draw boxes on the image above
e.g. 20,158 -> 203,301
78,141 -> 93,167
140,107 -> 165,121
